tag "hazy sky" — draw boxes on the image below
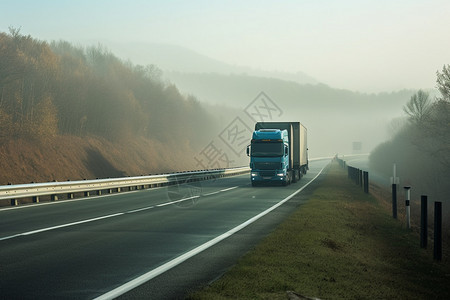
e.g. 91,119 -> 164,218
1,0 -> 449,92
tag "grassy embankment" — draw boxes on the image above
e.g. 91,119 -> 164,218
189,161 -> 450,299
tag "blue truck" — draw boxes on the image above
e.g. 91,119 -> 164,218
246,122 -> 308,186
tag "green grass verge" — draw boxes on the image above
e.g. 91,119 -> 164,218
189,162 -> 450,300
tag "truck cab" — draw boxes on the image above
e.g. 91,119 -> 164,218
247,129 -> 291,186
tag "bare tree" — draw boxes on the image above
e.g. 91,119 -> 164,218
436,64 -> 450,102
403,90 -> 432,123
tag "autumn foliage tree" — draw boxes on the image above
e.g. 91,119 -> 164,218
0,29 -> 215,147
0,28 -> 59,139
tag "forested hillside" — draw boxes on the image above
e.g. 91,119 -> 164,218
0,29 -> 218,184
370,66 -> 450,210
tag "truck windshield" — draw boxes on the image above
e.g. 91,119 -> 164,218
251,142 -> 284,157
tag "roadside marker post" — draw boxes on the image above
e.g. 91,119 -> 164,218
434,201 -> 442,261
391,164 -> 399,219
363,171 -> 369,194
404,186 -> 411,229
420,195 -> 427,249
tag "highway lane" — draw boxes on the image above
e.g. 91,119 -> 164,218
0,159 -> 329,299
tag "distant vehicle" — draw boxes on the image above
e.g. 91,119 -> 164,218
246,122 -> 308,186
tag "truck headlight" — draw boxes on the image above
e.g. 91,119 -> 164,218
251,173 -> 258,177
277,173 -> 284,177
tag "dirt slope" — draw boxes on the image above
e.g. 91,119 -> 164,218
0,136 -> 197,185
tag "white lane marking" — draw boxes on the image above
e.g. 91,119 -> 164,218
0,186 -> 240,241
126,206 -> 155,214
203,191 -> 220,196
220,186 -> 238,192
93,166 -> 326,300
202,185 -> 238,196
155,196 -> 199,207
0,213 -> 124,241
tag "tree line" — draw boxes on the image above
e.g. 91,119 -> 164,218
369,65 -> 450,201
0,28 -> 214,146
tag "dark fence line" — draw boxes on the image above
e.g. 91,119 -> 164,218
336,156 -> 443,262
335,157 -> 369,194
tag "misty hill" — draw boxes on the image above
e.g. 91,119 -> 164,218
165,71 -> 413,110
0,30 -> 221,184
85,41 -> 416,156
0,29 -> 421,185
164,71 -> 416,156
100,41 -> 319,85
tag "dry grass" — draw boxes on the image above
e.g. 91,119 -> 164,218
189,162 -> 450,300
370,181 -> 450,268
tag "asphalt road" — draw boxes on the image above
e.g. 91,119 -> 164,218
0,159 -> 329,299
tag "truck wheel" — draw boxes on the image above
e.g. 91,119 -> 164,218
292,170 -> 297,183
286,173 -> 291,186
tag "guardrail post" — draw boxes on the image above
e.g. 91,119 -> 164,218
392,184 -> 397,219
68,193 -> 74,199
363,171 -> 369,193
404,186 -> 411,229
33,196 -> 40,203
420,195 -> 428,249
97,190 -> 102,195
51,194 -> 58,201
10,198 -> 18,206
434,201 -> 442,261
84,191 -> 90,197
352,167 -> 356,183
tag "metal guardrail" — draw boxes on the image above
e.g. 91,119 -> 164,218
0,167 -> 250,205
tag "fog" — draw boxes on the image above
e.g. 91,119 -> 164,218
99,42 -> 416,158
369,87 -> 449,216
2,1 -> 450,92
154,69 -> 415,160
1,0 -> 448,170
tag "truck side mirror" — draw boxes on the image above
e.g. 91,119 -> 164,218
246,145 -> 250,156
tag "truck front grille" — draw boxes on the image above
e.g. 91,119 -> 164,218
260,171 -> 276,177
254,162 -> 281,170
